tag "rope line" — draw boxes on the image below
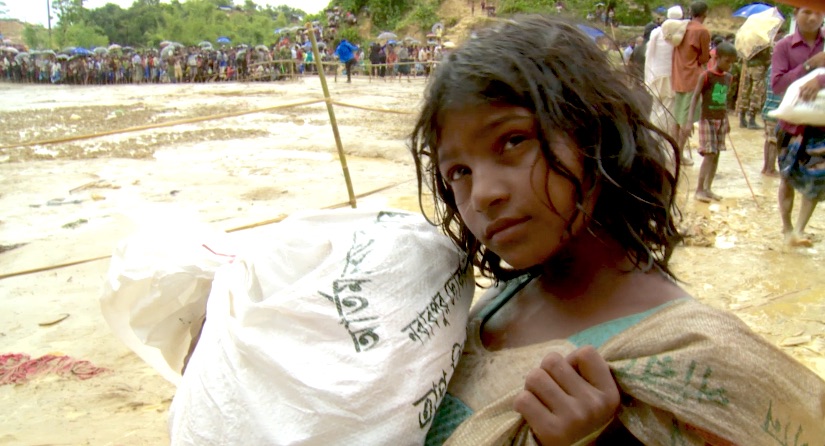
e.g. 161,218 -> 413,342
0,98 -> 326,150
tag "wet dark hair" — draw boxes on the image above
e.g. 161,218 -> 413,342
410,15 -> 681,282
715,42 -> 737,59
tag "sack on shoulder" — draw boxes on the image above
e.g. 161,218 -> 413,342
662,19 -> 689,47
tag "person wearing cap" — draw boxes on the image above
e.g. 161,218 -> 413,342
646,6 -> 683,139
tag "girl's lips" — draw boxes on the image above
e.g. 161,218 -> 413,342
484,216 -> 531,241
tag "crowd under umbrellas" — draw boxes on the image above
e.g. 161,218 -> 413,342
0,32 -> 337,85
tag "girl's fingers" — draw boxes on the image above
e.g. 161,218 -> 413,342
567,346 -> 621,403
512,389 -> 561,442
539,351 -> 592,397
523,355 -> 571,413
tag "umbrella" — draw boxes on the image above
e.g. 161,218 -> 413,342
217,36 -> 231,44
108,44 -> 122,51
199,41 -> 213,49
56,54 -> 69,60
255,44 -> 269,52
431,22 -> 444,34
2,46 -> 19,54
93,47 -> 109,55
388,39 -> 397,45
426,33 -> 437,38
735,7 -> 784,60
72,47 -> 93,56
654,6 -> 667,14
235,49 -> 248,60
60,46 -> 76,54
161,45 -> 177,59
15,52 -> 30,62
442,41 -> 456,49
39,49 -> 56,56
732,3 -> 773,18
159,40 -> 172,48
576,24 -> 606,40
377,31 -> 397,41
122,46 -> 135,53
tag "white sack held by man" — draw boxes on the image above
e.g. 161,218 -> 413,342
770,67 -> 825,126
168,209 -> 475,445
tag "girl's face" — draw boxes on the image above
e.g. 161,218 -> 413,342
437,103 -> 591,270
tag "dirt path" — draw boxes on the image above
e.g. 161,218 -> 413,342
0,77 -> 822,444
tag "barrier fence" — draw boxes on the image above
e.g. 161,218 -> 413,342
0,22 -> 423,280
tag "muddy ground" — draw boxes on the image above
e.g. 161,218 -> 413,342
0,76 -> 823,445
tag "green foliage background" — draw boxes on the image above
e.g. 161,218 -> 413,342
19,0 -> 797,50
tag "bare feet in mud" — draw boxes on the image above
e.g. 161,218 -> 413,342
705,191 -> 723,201
785,232 -> 814,247
695,191 -> 712,203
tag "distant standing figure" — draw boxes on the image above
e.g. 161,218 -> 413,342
736,47 -> 771,129
671,1 -> 711,166
687,42 -> 737,203
335,38 -> 359,83
646,6 -> 683,136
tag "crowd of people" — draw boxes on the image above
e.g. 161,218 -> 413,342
0,34 -> 449,85
621,2 -> 824,247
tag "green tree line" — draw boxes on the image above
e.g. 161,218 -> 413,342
22,0 -> 316,50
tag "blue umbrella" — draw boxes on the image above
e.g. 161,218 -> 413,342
654,6 -> 667,14
72,47 -> 93,56
576,24 -> 605,40
217,36 -> 231,44
732,3 -> 773,18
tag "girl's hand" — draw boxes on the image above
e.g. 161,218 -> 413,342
513,346 -> 620,446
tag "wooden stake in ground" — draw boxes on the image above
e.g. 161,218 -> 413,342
307,23 -> 357,209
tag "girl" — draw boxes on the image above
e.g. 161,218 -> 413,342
411,15 -> 825,445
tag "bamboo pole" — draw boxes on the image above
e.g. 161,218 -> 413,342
307,23 -> 357,209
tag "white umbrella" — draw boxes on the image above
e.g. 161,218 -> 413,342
3,46 -> 19,54
377,31 -> 397,41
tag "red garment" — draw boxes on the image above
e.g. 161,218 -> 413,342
671,20 -> 711,93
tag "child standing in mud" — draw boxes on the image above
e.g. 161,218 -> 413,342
410,16 -> 825,445
688,42 -> 737,203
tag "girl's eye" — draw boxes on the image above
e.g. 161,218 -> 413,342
502,134 -> 528,152
445,166 -> 470,182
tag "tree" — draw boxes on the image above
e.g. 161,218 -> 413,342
0,1 -> 8,18
22,24 -> 48,49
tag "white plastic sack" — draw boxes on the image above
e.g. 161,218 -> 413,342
169,208 -> 474,446
769,68 -> 825,126
101,221 -> 235,385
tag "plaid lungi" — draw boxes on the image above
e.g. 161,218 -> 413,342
698,118 -> 729,155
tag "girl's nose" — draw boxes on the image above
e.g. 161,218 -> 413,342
469,164 -> 510,215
